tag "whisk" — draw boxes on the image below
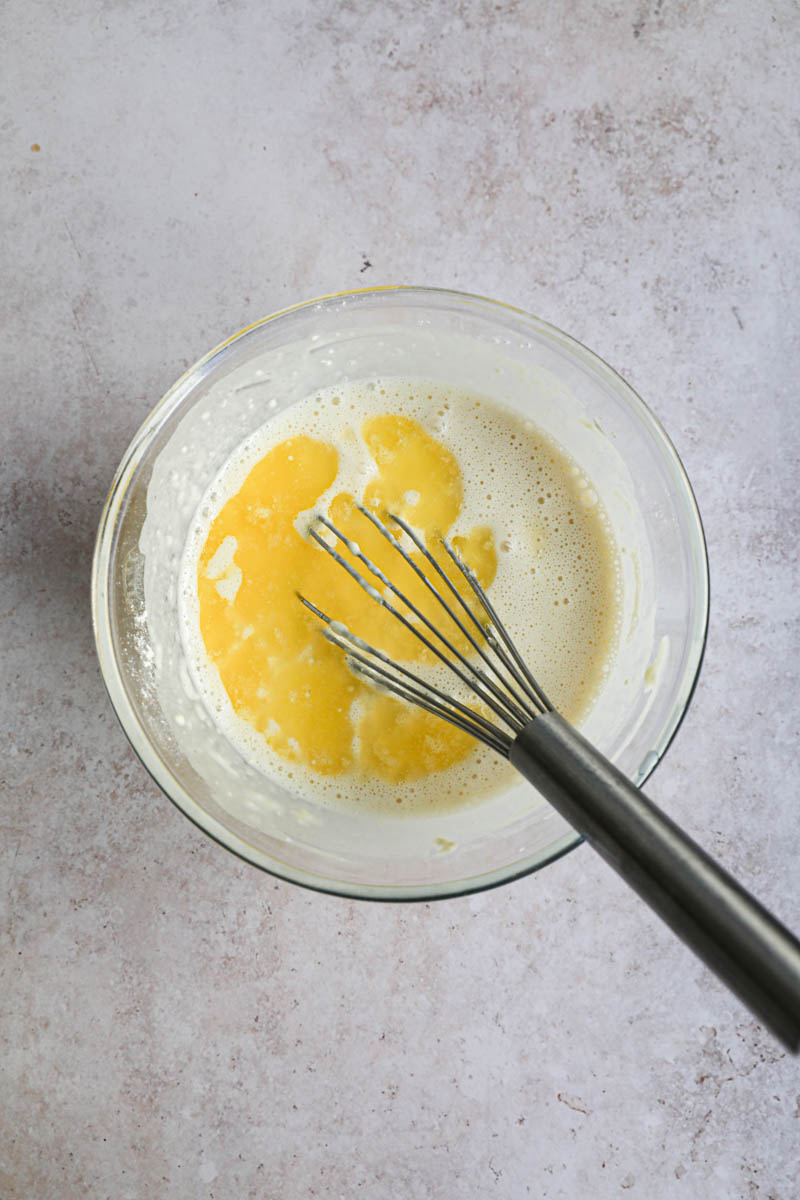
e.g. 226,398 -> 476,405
299,503 -> 800,1052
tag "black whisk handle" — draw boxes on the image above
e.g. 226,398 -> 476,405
510,712 -> 800,1053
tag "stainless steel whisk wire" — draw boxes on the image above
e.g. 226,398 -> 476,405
298,503 -> 800,1054
299,503 -> 550,748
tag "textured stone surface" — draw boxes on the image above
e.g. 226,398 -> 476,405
2,1 -> 799,1197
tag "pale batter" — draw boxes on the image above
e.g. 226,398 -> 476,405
179,380 -> 620,814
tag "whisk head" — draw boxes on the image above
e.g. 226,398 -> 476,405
297,504 -> 552,758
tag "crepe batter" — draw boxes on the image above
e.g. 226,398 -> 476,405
180,380 -> 620,814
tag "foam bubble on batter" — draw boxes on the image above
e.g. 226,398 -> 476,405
178,379 -> 621,816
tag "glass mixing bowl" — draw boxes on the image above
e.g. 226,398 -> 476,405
92,286 -> 708,900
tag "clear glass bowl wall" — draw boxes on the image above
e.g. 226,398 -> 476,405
92,288 -> 708,899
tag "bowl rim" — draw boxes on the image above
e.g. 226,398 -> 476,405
91,284 -> 710,901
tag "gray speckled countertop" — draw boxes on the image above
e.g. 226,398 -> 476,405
2,2 -> 799,1197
